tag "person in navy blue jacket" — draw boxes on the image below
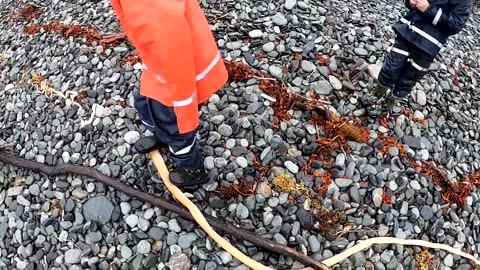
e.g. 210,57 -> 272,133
363,0 -> 473,116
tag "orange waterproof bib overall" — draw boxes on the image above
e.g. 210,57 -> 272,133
111,0 -> 228,134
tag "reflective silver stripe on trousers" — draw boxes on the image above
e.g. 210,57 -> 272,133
409,59 -> 428,72
433,8 -> 443,26
169,137 -> 196,155
388,46 -> 410,56
141,120 -> 155,128
400,18 -> 443,48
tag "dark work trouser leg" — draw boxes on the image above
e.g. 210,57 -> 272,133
378,35 -> 412,88
391,47 -> 435,99
133,91 -> 203,169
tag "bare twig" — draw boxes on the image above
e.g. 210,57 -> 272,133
252,76 -> 276,81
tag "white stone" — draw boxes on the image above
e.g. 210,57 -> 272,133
125,214 -> 139,228
61,152 -> 70,163
329,75 -> 342,90
120,202 -> 131,215
248,30 -> 263,38
64,249 -> 82,264
413,110 -> 425,120
284,0 -> 297,10
284,161 -> 299,174
305,124 -> 317,135
58,231 -> 69,242
272,13 -> 288,26
16,195 -> 30,207
235,157 -> 248,168
16,261 -> 27,270
262,42 -> 275,52
301,60 -> 316,72
378,126 -> 388,133
367,64 -> 382,81
372,188 -> 383,208
86,183 -> 95,193
418,149 -> 430,160
6,102 -> 14,111
137,240 -> 151,254
444,254 -> 454,267
5,84 -> 15,91
144,208 -> 155,220
7,187 -> 23,197
377,224 -> 389,237
410,180 -> 422,190
124,131 -> 141,144
413,90 -> 427,106
138,217 -> 150,231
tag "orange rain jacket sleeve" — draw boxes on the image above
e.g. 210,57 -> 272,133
111,0 -> 197,101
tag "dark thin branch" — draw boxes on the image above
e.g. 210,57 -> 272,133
0,152 -> 331,270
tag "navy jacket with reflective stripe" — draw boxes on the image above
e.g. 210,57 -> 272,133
394,0 -> 473,57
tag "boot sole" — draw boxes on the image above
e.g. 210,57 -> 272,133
170,174 -> 210,187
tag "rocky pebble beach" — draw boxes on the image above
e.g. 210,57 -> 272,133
1,0 -> 480,269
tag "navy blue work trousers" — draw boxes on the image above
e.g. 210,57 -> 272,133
378,35 -> 435,99
133,91 -> 203,169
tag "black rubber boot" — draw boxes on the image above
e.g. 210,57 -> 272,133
134,136 -> 168,154
364,93 -> 391,118
169,167 -> 210,187
385,93 -> 407,116
361,83 -> 390,106
366,93 -> 407,118
376,85 -> 389,98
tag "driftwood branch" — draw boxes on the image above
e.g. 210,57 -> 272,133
100,32 -> 127,46
0,152 -> 331,270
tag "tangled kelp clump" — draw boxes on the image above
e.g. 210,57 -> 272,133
24,22 -> 126,49
13,4 -> 41,22
271,173 -> 350,238
316,55 -> 331,66
378,135 -> 407,157
24,22 -> 100,43
315,209 -> 349,239
225,60 -> 256,82
311,113 -> 370,144
413,160 -> 480,205
214,179 -> 257,200
415,250 -> 434,270
303,114 -> 369,172
272,173 -> 321,209
252,154 -> 274,177
121,54 -> 142,67
271,172 -> 347,237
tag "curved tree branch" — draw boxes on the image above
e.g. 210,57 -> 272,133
0,152 -> 330,270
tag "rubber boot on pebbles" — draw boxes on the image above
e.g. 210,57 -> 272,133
365,93 -> 407,118
169,167 -> 209,188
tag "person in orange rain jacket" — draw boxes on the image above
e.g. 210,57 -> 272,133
111,0 -> 228,187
